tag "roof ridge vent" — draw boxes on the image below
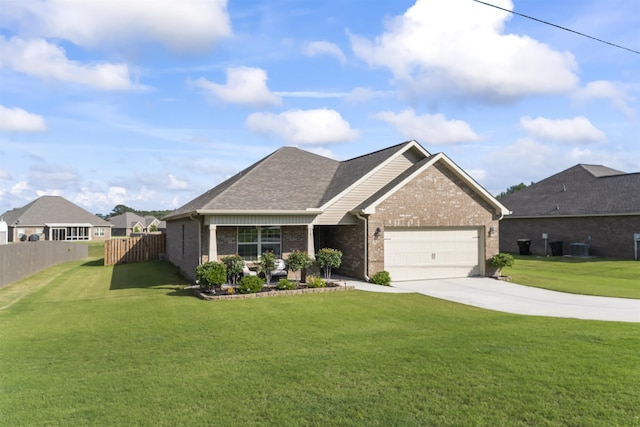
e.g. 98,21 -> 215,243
562,185 -> 566,192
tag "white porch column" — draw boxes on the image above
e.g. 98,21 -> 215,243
307,224 -> 315,259
208,224 -> 218,261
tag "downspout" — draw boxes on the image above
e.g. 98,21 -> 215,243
189,213 -> 202,266
355,213 -> 370,281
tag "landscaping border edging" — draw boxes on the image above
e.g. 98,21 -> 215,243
195,285 -> 355,301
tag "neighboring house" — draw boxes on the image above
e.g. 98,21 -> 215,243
499,164 -> 640,259
108,212 -> 165,236
165,141 -> 509,282
0,195 -> 112,242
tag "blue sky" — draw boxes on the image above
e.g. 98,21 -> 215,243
1,0 -> 638,215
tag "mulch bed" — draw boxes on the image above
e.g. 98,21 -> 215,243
195,281 -> 354,301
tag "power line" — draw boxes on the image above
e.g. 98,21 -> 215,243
471,0 -> 640,55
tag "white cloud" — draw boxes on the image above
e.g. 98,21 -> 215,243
4,0 -> 231,52
374,109 -> 480,145
0,36 -> 134,90
10,181 -> 30,196
168,174 -> 190,190
349,0 -> 579,101
573,80 -> 636,119
303,40 -> 346,63
193,67 -> 281,107
245,108 -> 359,145
0,105 -> 47,132
520,116 -> 606,143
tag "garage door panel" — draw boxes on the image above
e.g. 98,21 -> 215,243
384,228 -> 482,281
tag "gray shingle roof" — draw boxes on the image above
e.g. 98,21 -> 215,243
499,164 -> 640,217
166,142 -> 420,219
0,196 -> 112,226
108,212 -> 145,228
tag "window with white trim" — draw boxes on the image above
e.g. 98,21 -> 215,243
237,226 -> 281,261
94,227 -> 105,237
51,226 -> 90,241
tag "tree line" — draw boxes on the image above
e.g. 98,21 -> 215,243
96,204 -> 174,220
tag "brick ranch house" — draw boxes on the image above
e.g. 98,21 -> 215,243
164,141 -> 509,282
499,164 -> 640,259
0,195 -> 112,242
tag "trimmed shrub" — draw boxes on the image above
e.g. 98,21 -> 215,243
259,251 -> 277,284
285,250 -> 313,282
370,271 -> 391,286
195,261 -> 227,292
306,275 -> 325,288
315,248 -> 342,279
277,279 -> 296,290
221,254 -> 244,285
488,253 -> 515,276
237,276 -> 265,294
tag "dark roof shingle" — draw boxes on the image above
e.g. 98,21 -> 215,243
499,164 -> 640,217
1,196 -> 112,226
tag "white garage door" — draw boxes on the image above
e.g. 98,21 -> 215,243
384,228 -> 482,281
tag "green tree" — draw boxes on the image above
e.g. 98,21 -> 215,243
285,250 -> 313,282
316,248 -> 342,279
497,182 -> 533,199
221,255 -> 244,285
259,251 -> 277,284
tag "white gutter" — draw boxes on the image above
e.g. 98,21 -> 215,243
354,212 -> 370,281
196,209 -> 323,215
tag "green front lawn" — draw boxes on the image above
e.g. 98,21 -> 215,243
1,256 -> 638,426
503,255 -> 640,299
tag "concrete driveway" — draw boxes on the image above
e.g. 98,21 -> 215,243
343,277 -> 640,323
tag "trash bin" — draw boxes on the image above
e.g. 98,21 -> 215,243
517,239 -> 531,255
549,241 -> 563,256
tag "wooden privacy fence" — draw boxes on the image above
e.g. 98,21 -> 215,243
104,234 -> 166,266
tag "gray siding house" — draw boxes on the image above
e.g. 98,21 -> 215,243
165,141 -> 509,281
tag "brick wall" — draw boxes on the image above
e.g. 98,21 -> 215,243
369,163 -> 501,277
319,224 -> 365,279
166,217 -> 202,281
500,215 -> 640,259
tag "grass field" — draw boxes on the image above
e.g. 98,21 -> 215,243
1,247 -> 639,425
503,255 -> 640,299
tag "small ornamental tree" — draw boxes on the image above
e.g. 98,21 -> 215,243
488,253 -> 515,277
149,224 -> 158,232
285,250 -> 313,282
316,248 -> 342,280
259,251 -> 277,284
221,254 -> 244,285
195,261 -> 227,292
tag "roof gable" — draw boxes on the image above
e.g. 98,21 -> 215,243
499,164 -> 640,216
1,196 -> 112,227
356,153 -> 509,216
108,212 -> 146,228
318,141 -> 428,207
